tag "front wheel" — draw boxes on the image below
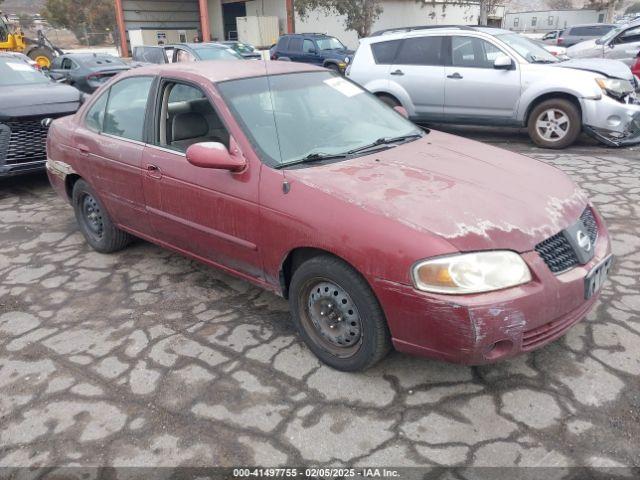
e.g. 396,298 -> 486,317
527,99 -> 581,149
72,179 -> 132,253
289,255 -> 392,371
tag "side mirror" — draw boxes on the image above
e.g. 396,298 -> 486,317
494,54 -> 514,70
186,142 -> 246,172
79,92 -> 90,105
393,105 -> 409,118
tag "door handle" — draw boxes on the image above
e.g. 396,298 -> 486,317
78,144 -> 90,156
390,69 -> 404,76
447,72 -> 463,80
146,164 -> 162,179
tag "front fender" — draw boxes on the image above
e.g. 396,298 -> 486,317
517,82 -> 601,123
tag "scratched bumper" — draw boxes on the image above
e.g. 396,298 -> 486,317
582,95 -> 640,147
373,210 -> 612,365
46,158 -> 70,200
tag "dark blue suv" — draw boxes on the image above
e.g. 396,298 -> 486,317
271,33 -> 354,74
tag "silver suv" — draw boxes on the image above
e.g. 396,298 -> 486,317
347,26 -> 640,149
567,20 -> 640,67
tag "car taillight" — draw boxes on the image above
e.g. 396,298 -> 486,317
557,37 -> 564,46
270,53 -> 277,60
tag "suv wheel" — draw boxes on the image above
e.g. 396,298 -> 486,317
289,255 -> 392,372
527,99 -> 581,149
72,179 -> 132,253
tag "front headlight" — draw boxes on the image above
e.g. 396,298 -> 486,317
344,56 -> 350,64
596,77 -> 634,100
411,251 -> 532,295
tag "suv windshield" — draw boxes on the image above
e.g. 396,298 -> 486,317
599,26 -> 622,44
0,58 -> 50,86
316,37 -> 345,50
218,71 -> 421,168
193,46 -> 243,60
497,33 -> 559,63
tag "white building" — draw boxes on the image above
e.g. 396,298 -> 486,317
115,0 -> 506,54
504,9 -> 608,33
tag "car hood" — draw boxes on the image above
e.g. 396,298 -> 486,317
287,131 -> 588,253
553,58 -> 634,80
0,82 -> 80,119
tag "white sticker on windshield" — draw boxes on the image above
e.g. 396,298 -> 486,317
7,62 -> 34,72
324,77 -> 363,97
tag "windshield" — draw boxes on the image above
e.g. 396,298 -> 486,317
231,42 -> 256,54
218,71 -> 421,168
599,27 -> 622,44
316,37 -> 345,50
194,47 -> 243,61
0,58 -> 50,86
497,33 -> 559,63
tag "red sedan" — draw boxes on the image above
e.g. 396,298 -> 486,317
633,53 -> 640,77
47,61 -> 612,371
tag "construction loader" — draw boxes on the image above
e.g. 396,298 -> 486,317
0,12 -> 62,69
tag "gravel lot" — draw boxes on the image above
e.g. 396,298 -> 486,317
0,131 -> 638,470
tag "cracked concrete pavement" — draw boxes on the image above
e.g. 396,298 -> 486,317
0,133 -> 638,469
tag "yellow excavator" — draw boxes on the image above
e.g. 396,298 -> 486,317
0,12 -> 61,69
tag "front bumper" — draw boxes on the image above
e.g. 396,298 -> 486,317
373,210 -> 612,365
582,95 -> 640,147
0,160 -> 46,178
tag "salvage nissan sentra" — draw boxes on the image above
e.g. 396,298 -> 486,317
46,61 -> 613,371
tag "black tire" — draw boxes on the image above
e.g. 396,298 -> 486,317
377,94 -> 401,108
289,255 -> 392,371
27,46 -> 56,69
527,98 -> 581,149
72,179 -> 131,253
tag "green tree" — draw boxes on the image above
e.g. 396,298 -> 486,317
41,0 -> 114,45
294,0 -> 384,38
626,2 -> 640,14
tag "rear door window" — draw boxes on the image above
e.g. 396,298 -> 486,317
103,76 -> 154,141
85,91 -> 109,132
394,36 -> 444,66
289,37 -> 303,53
276,36 -> 290,51
371,40 -> 401,64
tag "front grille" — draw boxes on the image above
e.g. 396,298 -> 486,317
535,207 -> 598,274
0,118 -> 50,166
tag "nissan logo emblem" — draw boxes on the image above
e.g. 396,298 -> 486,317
577,230 -> 591,252
41,118 -> 53,128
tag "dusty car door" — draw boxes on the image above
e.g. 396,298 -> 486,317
444,36 -> 521,122
71,76 -> 156,236
605,26 -> 640,66
141,79 -> 263,279
388,35 -> 446,120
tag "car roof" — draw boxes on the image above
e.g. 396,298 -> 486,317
566,23 -> 616,29
174,42 -> 228,49
364,25 -> 512,42
118,59 -> 322,83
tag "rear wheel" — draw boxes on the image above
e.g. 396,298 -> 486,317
27,46 -> 55,69
527,98 -> 581,149
72,179 -> 131,253
289,255 -> 392,371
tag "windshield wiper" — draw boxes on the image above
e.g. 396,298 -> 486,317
530,56 -> 556,64
346,133 -> 423,155
275,152 -> 347,169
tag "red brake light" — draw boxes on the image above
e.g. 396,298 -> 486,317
557,38 -> 564,46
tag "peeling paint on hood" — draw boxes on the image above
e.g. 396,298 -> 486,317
287,130 -> 588,253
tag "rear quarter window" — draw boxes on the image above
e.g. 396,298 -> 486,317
371,40 -> 401,64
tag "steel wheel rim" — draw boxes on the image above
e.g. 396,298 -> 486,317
34,56 -> 51,69
299,277 -> 363,358
81,194 -> 104,239
535,108 -> 571,142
